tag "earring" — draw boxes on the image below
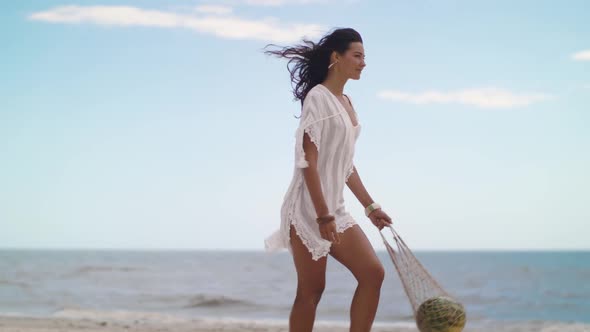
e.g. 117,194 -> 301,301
328,60 -> 338,69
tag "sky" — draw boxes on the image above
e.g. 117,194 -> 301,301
1,0 -> 589,251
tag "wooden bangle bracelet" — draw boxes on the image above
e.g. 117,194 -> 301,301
316,215 -> 335,225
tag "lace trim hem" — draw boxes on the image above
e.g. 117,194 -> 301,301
287,202 -> 358,261
304,126 -> 321,152
336,217 -> 358,234
295,125 -> 322,168
345,164 -> 355,182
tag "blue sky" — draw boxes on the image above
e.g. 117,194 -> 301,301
1,0 -> 588,251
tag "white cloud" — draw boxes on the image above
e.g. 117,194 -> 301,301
208,0 -> 356,7
194,5 -> 233,15
572,50 -> 590,61
377,87 -> 554,109
244,0 -> 286,5
28,5 -> 324,43
242,0 -> 332,6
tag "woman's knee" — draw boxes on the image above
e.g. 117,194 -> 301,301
357,262 -> 385,288
295,280 -> 326,305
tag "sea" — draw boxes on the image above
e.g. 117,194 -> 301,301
0,249 -> 589,331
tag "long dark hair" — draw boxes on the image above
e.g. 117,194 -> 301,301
264,28 -> 363,106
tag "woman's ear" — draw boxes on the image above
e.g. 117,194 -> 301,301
330,51 -> 339,63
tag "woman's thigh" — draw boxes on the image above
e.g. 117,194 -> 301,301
329,224 -> 384,282
289,224 -> 328,288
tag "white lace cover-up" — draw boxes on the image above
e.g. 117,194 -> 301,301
264,84 -> 362,261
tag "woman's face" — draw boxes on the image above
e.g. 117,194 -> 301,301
334,42 -> 366,80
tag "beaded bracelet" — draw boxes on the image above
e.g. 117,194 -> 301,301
316,215 -> 335,225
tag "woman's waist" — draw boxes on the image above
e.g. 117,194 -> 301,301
289,188 -> 347,213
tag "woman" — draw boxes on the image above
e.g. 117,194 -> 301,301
264,28 -> 393,332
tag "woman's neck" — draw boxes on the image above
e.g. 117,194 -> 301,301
321,75 -> 348,96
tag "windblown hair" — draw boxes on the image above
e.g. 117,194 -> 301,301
264,28 -> 363,107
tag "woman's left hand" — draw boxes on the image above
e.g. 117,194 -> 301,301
368,209 -> 393,230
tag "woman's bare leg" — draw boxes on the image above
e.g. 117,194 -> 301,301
329,224 -> 385,332
289,224 -> 328,332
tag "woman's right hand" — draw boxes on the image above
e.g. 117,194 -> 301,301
319,221 -> 341,244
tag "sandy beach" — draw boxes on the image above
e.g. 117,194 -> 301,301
0,312 -> 418,332
1,311 -> 590,332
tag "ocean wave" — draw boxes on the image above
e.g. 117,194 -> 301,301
183,294 -> 255,308
543,289 -> 590,299
129,292 -> 267,310
0,278 -> 30,289
62,265 -> 146,277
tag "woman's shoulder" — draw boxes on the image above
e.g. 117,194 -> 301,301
306,84 -> 325,99
302,85 -> 327,108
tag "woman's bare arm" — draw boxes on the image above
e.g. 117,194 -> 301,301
345,166 -> 375,208
346,166 -> 392,229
